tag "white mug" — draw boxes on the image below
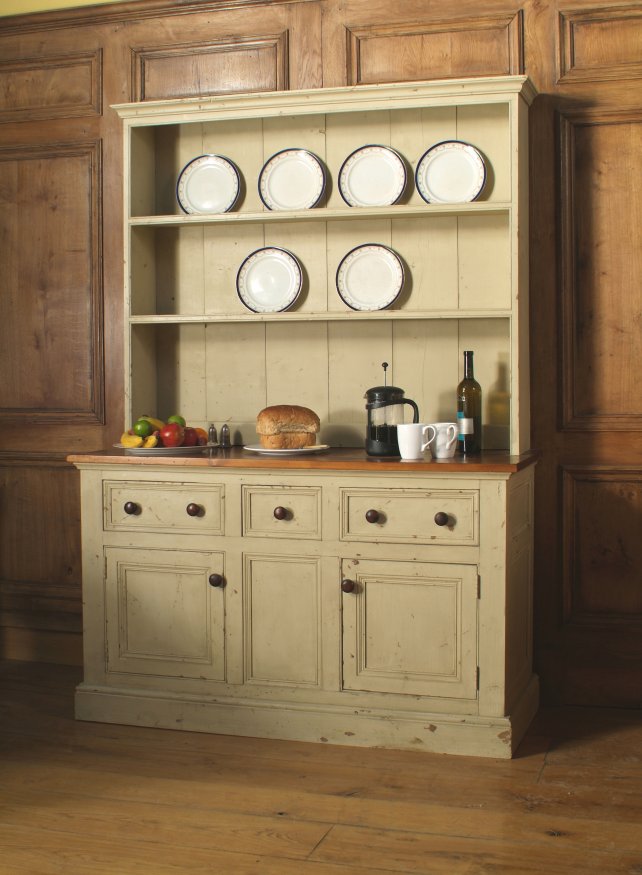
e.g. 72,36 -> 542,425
427,422 -> 458,459
396,423 -> 436,460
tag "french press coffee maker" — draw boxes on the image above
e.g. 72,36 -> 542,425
365,363 -> 419,457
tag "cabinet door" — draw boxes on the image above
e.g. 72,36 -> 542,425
105,547 -> 226,681
341,559 -> 478,699
243,552 -> 322,687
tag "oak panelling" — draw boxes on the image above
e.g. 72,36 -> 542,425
345,12 -> 524,85
558,6 -> 642,84
0,50 -> 101,122
0,142 -> 104,424
132,33 -> 289,102
563,467 -> 642,621
560,111 -> 642,430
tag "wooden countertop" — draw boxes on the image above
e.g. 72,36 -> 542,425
67,446 -> 538,473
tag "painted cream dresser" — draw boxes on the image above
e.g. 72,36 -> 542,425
70,76 -> 538,757
70,449 -> 537,758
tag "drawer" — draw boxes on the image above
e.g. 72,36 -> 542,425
340,488 -> 478,546
104,481 -> 224,535
242,485 -> 322,540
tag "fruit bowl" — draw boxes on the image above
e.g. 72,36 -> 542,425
113,443 -> 219,456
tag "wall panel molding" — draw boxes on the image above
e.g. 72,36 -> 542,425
559,109 -> 642,432
0,50 -> 102,122
0,141 -> 104,424
562,466 -> 642,624
558,6 -> 642,84
345,12 -> 523,85
131,32 -> 289,101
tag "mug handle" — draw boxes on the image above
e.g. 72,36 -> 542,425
446,424 -> 457,448
422,425 -> 437,452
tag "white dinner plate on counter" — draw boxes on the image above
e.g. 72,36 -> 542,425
176,154 -> 241,214
258,148 -> 326,211
415,140 -> 486,204
243,444 -> 330,455
336,243 -> 404,311
236,247 -> 303,313
113,443 -> 218,456
338,145 -> 407,207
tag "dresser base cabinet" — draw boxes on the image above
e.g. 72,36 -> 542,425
71,454 -> 538,759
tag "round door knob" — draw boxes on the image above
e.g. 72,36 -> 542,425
365,509 -> 380,524
434,511 -> 450,527
186,503 -> 202,517
341,579 -> 355,593
208,573 -> 224,588
123,501 -> 139,515
273,506 -> 288,520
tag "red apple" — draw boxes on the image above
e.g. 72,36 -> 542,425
159,422 -> 185,447
182,426 -> 198,447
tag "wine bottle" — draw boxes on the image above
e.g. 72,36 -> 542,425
457,350 -> 482,454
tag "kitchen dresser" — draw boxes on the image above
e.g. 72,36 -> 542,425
70,76 -> 538,757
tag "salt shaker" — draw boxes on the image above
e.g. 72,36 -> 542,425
208,423 -> 217,445
220,423 -> 231,448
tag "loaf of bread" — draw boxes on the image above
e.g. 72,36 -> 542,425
256,405 -> 320,449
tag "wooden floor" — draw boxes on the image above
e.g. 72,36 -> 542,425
0,661 -> 641,875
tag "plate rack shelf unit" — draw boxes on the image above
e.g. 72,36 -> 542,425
115,76 -> 535,453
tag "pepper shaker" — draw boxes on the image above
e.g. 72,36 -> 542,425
208,423 -> 218,445
220,423 -> 231,448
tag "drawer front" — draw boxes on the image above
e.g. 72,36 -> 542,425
104,481 -> 224,535
340,488 -> 478,546
242,485 -> 322,540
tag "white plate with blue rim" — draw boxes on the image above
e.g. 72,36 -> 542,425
338,145 -> 407,207
415,140 -> 486,204
176,154 -> 241,214
336,243 -> 404,311
258,148 -> 326,211
236,247 -> 303,313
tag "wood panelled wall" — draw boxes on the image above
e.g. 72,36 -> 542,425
0,0 -> 640,707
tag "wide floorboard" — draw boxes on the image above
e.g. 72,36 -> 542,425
0,660 -> 640,874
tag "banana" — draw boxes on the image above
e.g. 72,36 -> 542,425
120,432 -> 144,448
140,415 -> 165,431
142,434 -> 159,448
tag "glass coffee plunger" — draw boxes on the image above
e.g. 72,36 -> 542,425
365,363 -> 419,456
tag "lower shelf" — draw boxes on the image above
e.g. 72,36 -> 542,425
75,675 -> 539,759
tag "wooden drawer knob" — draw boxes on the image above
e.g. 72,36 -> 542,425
186,503 -> 202,517
341,579 -> 355,593
434,511 -> 450,527
208,573 -> 224,588
273,506 -> 288,520
123,501 -> 140,515
365,509 -> 380,524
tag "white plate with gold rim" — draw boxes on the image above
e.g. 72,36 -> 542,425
258,148 -> 326,211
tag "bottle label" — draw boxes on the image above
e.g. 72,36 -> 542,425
457,412 -> 473,435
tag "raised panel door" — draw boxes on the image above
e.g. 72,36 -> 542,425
341,558 -> 478,699
105,547 -> 226,681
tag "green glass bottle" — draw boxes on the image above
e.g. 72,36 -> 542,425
457,350 -> 482,454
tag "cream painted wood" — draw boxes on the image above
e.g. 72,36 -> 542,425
117,77 -> 533,454
242,484 -> 322,539
341,558 -> 478,699
243,552 -> 322,687
339,487 -> 478,546
104,479 -> 224,535
104,546 -> 226,681
72,459 -> 537,758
